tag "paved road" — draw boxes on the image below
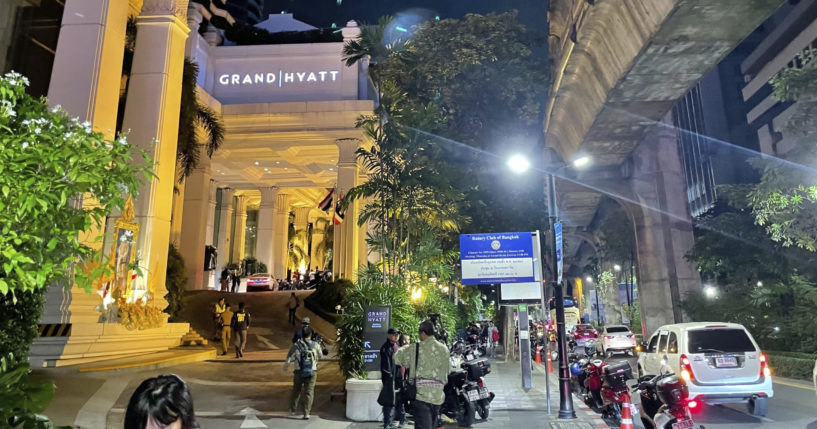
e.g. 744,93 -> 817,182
592,353 -> 817,429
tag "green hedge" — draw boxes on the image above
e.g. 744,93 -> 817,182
303,280 -> 352,325
767,352 -> 816,380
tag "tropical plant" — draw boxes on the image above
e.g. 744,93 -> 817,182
240,256 -> 267,277
287,224 -> 310,273
0,354 -> 68,429
0,288 -> 44,362
0,71 -> 150,299
313,220 -> 334,270
165,244 -> 187,321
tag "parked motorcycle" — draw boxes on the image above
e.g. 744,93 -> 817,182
597,360 -> 634,425
442,347 -> 495,426
636,372 -> 705,429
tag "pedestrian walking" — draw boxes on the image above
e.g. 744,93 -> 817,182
231,302 -> 251,358
230,269 -> 240,293
124,374 -> 198,429
213,298 -> 226,341
288,292 -> 300,326
284,327 -> 326,420
393,320 -> 449,429
378,328 -> 407,429
220,302 -> 234,356
292,316 -> 310,343
490,322 -> 499,357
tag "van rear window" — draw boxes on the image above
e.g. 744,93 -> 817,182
688,329 -> 756,353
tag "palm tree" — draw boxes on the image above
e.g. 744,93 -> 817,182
117,18 -> 224,183
287,223 -> 310,274
313,219 -> 334,270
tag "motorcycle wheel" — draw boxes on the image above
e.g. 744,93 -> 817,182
476,399 -> 490,420
457,400 -> 476,427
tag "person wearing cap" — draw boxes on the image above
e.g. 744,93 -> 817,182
378,328 -> 406,428
393,320 -> 449,429
292,316 -> 311,343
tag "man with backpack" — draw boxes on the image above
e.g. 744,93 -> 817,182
288,292 -> 299,325
284,327 -> 325,420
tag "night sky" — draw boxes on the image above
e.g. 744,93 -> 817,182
264,0 -> 548,30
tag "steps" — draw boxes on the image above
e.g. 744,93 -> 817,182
180,327 -> 208,346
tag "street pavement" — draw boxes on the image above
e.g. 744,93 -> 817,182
595,352 -> 817,429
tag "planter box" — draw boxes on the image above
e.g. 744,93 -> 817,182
345,378 -> 383,421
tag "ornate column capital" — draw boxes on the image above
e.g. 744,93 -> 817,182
259,186 -> 280,209
234,194 -> 248,217
336,138 -> 361,165
141,0 -> 189,19
274,193 -> 290,214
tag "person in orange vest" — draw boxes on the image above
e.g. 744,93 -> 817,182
231,302 -> 251,358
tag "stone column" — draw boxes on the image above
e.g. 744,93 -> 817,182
184,1 -> 203,57
272,193 -> 291,279
333,138 -> 362,280
626,115 -> 701,335
255,186 -> 279,275
48,0 -> 129,139
38,0 -> 130,327
215,188 -> 235,273
310,218 -> 327,271
232,195 -> 248,265
178,145 -> 211,290
120,0 -> 189,309
203,180 -> 217,288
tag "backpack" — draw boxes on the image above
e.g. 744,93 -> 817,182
297,341 -> 315,377
492,329 -> 500,342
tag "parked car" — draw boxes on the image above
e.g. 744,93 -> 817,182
570,324 -> 598,347
598,325 -> 637,357
636,322 -> 773,417
246,273 -> 273,291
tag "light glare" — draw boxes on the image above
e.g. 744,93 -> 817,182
507,154 -> 530,174
573,156 -> 590,168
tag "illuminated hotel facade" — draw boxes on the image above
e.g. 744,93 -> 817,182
13,0 -> 373,366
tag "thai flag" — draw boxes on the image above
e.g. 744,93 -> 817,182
318,188 -> 334,212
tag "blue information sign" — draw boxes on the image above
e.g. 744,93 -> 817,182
460,232 -> 535,285
555,221 -> 563,283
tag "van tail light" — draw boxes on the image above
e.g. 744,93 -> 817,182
760,353 -> 771,377
680,354 -> 694,382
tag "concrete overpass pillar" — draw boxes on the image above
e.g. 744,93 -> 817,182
215,188 -> 235,274
626,116 -> 701,336
255,186 -> 279,275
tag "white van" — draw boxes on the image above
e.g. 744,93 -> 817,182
637,322 -> 773,417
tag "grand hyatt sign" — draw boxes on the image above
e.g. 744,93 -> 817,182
217,69 -> 341,87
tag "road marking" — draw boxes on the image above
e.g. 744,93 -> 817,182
238,407 -> 268,428
184,377 -> 332,387
256,334 -> 280,350
74,378 -> 130,428
773,378 -> 813,391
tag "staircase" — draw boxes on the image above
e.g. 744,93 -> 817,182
180,327 -> 208,346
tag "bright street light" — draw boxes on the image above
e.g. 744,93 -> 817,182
585,276 -> 593,283
613,264 -> 622,272
756,281 -> 763,287
507,154 -> 530,174
703,284 -> 717,299
572,155 -> 590,168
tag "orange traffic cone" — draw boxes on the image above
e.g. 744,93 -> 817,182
547,355 -> 554,373
619,392 -> 634,429
535,347 -> 542,364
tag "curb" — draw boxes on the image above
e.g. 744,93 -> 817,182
532,362 -> 611,429
78,348 -> 217,373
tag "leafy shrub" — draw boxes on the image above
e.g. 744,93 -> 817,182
240,256 -> 266,277
0,354 -> 65,428
304,279 -> 352,324
766,353 -> 816,380
164,244 -> 187,321
336,272 -> 419,379
0,288 -> 44,359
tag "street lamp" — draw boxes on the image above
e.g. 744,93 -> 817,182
507,154 -> 530,174
703,284 -> 717,299
613,264 -> 622,272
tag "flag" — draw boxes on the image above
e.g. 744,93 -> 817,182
318,188 -> 334,212
333,193 -> 345,225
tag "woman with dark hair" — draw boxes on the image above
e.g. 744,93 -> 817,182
124,374 -> 198,429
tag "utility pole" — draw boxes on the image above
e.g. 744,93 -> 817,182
545,155 -> 576,420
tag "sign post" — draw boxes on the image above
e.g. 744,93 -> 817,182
363,306 -> 391,376
518,304 -> 532,390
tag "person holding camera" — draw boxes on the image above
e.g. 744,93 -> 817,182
393,320 -> 449,429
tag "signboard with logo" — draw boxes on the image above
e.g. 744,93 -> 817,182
363,305 -> 391,373
460,233 -> 535,285
500,232 -> 544,303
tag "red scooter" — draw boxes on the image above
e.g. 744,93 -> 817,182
582,360 -> 633,426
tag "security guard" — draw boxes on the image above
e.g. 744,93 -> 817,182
231,302 -> 251,358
